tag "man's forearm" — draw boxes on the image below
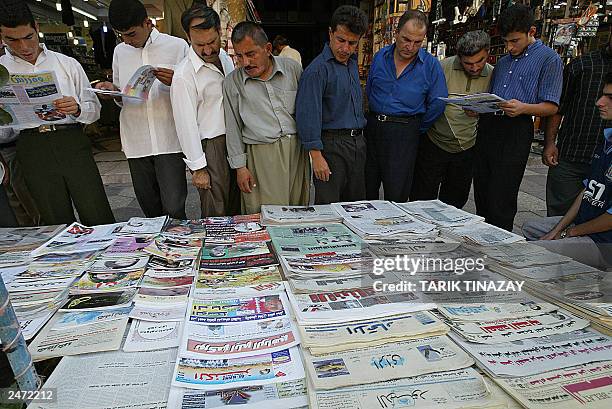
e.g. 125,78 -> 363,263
544,114 -> 562,146
553,190 -> 584,233
569,213 -> 612,238
524,102 -> 558,117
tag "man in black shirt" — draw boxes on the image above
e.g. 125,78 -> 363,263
544,32 -> 612,216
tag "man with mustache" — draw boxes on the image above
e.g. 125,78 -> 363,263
411,30 -> 493,209
296,5 -> 368,205
223,22 -> 309,213
171,3 -> 239,217
365,10 -> 447,203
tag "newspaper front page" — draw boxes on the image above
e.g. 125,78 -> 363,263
302,335 -> 474,389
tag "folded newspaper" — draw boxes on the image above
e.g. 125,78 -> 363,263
438,92 -> 507,114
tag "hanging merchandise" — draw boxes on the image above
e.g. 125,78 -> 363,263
553,23 -> 576,45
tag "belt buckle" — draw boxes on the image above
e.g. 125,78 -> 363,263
377,114 -> 387,122
350,129 -> 361,137
493,110 -> 505,116
38,124 -> 57,133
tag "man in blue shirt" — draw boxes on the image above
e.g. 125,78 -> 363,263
522,72 -> 612,269
474,4 -> 563,231
296,6 -> 368,204
365,10 -> 447,203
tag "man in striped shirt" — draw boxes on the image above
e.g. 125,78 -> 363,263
474,4 -> 563,231
544,34 -> 611,216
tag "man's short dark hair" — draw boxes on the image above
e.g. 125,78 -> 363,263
397,10 -> 429,33
231,21 -> 268,46
0,0 -> 36,29
330,5 -> 368,36
273,34 -> 289,49
499,4 -> 534,36
181,3 -> 220,35
108,0 -> 148,32
606,71 -> 612,85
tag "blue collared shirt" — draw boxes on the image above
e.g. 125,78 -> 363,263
366,45 -> 448,132
296,44 -> 367,151
490,40 -> 563,105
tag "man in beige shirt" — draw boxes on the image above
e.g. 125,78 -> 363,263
273,34 -> 302,67
223,22 -> 310,214
410,30 -> 493,208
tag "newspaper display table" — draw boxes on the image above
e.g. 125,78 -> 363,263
0,200 -> 610,409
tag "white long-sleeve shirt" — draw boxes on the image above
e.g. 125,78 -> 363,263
0,44 -> 101,128
112,28 -> 189,158
170,48 -> 234,171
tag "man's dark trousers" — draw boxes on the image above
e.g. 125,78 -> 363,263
473,114 -> 534,231
314,130 -> 366,204
365,113 -> 421,202
410,135 -> 475,208
17,126 -> 115,226
128,153 -> 188,220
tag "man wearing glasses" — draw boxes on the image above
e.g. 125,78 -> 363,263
95,0 -> 189,219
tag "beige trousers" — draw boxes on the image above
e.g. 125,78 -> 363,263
242,134 -> 310,214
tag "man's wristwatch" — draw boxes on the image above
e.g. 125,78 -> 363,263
559,227 -> 571,239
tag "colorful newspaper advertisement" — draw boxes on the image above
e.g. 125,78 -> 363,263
172,347 -> 305,390
494,361 -> 612,409
87,65 -> 157,100
449,328 -> 612,378
181,316 -> 300,359
0,71 -> 72,129
309,368 -> 505,409
187,294 -> 291,325
193,266 -> 284,299
302,335 -> 473,389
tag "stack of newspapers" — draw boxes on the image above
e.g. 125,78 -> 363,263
261,204 -> 342,225
331,200 -> 438,241
488,244 -> 612,336
167,214 -> 309,408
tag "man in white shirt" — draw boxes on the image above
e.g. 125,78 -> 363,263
171,4 -> 239,217
96,0 -> 189,219
272,35 -> 302,67
0,2 -> 114,226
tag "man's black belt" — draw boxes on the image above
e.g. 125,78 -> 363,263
322,129 -> 363,137
22,123 -> 83,134
372,113 -> 421,124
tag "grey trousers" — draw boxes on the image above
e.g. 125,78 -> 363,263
197,135 -> 240,217
546,159 -> 591,217
522,216 -> 610,270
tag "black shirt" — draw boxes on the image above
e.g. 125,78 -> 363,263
557,49 -> 612,164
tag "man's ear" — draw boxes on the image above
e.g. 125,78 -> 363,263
528,26 -> 537,38
265,42 -> 273,55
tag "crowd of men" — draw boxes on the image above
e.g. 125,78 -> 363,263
0,0 -> 610,267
